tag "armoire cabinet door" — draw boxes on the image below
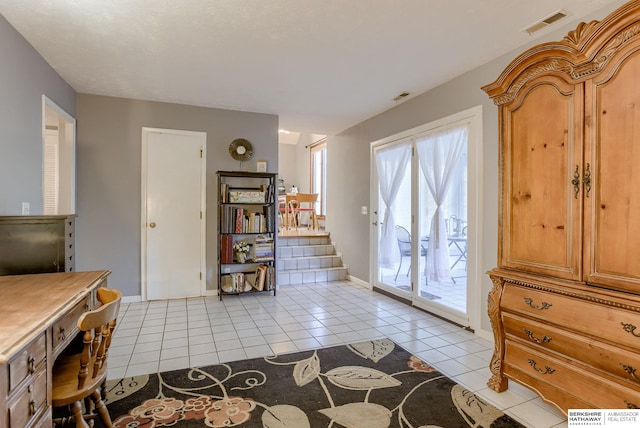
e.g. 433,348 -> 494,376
584,48 -> 640,293
501,76 -> 583,280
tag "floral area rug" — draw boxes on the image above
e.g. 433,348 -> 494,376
104,339 -> 524,427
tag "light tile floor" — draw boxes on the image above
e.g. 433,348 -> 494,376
108,280 -> 568,428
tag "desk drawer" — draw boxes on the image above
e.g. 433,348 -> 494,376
505,341 -> 640,409
8,334 -> 46,393
8,368 -> 47,428
502,284 -> 640,351
51,295 -> 91,356
504,313 -> 640,388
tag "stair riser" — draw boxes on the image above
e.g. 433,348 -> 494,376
277,237 -> 331,246
278,245 -> 336,258
278,268 -> 348,285
278,256 -> 343,271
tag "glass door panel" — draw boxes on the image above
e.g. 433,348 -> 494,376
373,141 -> 413,298
416,132 -> 467,315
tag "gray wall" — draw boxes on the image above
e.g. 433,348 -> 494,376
325,0 -> 627,335
76,94 -> 278,297
278,143 -> 297,191
0,14 -> 76,215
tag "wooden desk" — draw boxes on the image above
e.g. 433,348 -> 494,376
0,270 -> 110,428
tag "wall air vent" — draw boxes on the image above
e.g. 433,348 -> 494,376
522,9 -> 569,35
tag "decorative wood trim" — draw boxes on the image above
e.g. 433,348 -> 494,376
487,274 -> 508,392
564,20 -> 600,46
483,2 -> 640,105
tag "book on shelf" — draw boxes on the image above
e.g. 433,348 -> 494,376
266,266 -> 275,291
220,235 -> 233,264
220,183 -> 228,203
228,190 -> 266,203
221,273 -> 243,293
254,265 -> 268,291
221,272 -> 257,293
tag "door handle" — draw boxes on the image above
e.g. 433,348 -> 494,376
372,221 -> 378,226
149,222 -> 156,228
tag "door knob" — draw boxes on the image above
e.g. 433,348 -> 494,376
149,222 -> 156,228
372,221 -> 378,226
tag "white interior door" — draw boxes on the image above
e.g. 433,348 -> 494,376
142,128 -> 206,300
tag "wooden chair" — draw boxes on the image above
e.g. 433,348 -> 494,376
289,193 -> 318,230
52,288 -> 122,428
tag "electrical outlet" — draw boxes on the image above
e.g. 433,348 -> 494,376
361,206 -> 368,215
21,202 -> 30,215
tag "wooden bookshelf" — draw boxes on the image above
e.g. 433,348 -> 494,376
217,171 -> 277,299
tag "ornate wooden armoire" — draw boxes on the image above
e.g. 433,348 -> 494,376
482,1 -> 640,413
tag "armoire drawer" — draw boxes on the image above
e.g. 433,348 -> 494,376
503,313 -> 640,388
502,284 -> 640,351
505,341 -> 640,409
8,334 -> 46,393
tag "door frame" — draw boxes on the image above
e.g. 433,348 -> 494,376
369,106 -> 482,331
42,95 -> 76,214
140,127 -> 207,301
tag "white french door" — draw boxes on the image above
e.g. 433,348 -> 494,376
370,107 -> 482,330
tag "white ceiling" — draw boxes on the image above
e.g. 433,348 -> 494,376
0,0 -> 624,136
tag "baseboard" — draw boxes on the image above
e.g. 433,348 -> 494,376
474,327 -> 494,342
121,295 -> 142,304
347,275 -> 372,290
121,290 -> 218,304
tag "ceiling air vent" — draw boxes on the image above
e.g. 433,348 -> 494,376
393,92 -> 410,102
522,9 -> 569,35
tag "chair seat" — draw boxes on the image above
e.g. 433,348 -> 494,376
52,353 -> 107,406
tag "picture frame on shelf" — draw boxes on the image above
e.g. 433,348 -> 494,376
256,160 -> 267,172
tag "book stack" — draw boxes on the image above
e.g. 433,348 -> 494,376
253,235 -> 274,261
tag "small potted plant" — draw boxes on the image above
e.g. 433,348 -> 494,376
233,240 -> 251,263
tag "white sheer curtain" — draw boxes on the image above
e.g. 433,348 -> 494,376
376,142 -> 411,267
416,125 -> 468,281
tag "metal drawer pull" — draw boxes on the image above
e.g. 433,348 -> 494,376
583,163 -> 591,198
524,329 -> 552,344
58,326 -> 66,341
27,355 -> 35,374
621,364 -> 640,382
29,399 -> 36,415
626,400 -> 639,409
621,322 -> 640,338
571,165 -> 580,199
524,297 -> 552,310
528,359 -> 556,375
